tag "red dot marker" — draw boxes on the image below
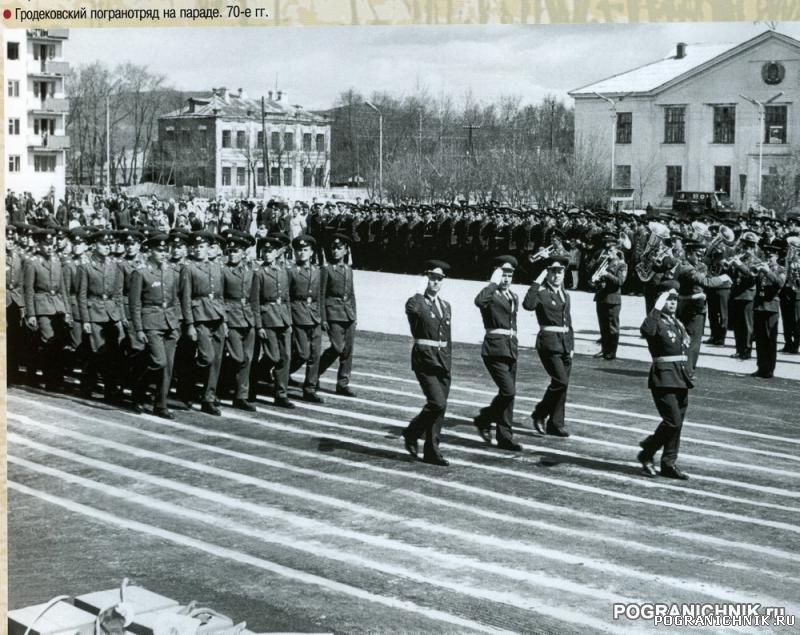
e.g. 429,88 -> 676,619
3,9 -> 12,19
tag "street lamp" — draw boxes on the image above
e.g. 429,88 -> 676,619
740,91 -> 783,205
364,100 -> 383,202
106,80 -> 122,193
594,92 -> 617,191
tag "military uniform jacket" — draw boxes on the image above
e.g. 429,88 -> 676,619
180,259 -> 226,325
640,308 -> 694,390
77,257 -> 125,324
119,256 -> 145,322
674,261 -> 729,315
730,260 -> 757,301
6,249 -> 25,308
251,264 -> 292,329
592,259 -> 627,304
129,262 -> 181,332
62,256 -> 86,319
474,283 -> 518,359
406,293 -> 452,373
320,262 -> 356,323
222,263 -> 255,328
754,264 -> 787,312
23,255 -> 71,318
522,282 -> 574,354
288,264 -> 323,326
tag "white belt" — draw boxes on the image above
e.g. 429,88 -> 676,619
486,328 -> 516,336
654,355 -> 687,363
541,326 -> 568,333
414,338 -> 448,348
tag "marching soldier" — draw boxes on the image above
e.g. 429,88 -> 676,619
129,233 -> 183,419
179,231 -> 228,415
288,234 -> 325,403
729,232 -> 759,360
402,260 -> 453,466
117,229 -> 146,395
77,229 -> 126,402
522,255 -> 573,437
318,233 -> 357,397
6,224 -> 29,383
221,229 -> 257,411
752,245 -> 786,379
23,228 -> 74,390
472,255 -> 522,451
637,282 -> 693,480
591,234 -> 627,361
250,236 -> 295,408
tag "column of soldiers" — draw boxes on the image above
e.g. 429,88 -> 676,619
7,223 -> 359,417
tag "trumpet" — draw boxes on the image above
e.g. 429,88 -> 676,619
528,245 -> 553,263
591,256 -> 610,285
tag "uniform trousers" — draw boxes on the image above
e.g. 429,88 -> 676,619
32,314 -> 70,386
641,387 -> 688,468
533,349 -> 571,433
407,368 -> 451,459
478,356 -> 516,444
140,328 -> 179,409
731,299 -> 754,357
83,320 -> 124,395
318,320 -> 355,389
177,319 -> 225,404
706,288 -> 730,343
290,324 -> 322,393
6,303 -> 29,382
677,309 -> 705,374
251,326 -> 292,400
754,310 -> 779,377
226,326 -> 255,401
595,302 -> 621,356
779,291 -> 799,353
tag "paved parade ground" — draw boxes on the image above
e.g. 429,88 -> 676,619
7,273 -> 800,632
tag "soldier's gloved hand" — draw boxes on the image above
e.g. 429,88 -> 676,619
489,268 -> 504,285
82,322 -> 92,334
418,276 -> 429,294
535,269 -> 548,285
654,291 -> 671,311
187,324 -> 198,342
137,330 -> 147,344
26,316 -> 38,330
258,328 -> 267,340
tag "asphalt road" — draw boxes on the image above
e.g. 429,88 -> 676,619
7,330 -> 800,633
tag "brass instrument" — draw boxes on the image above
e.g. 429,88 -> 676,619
618,232 -> 632,251
636,221 -> 671,282
707,225 -> 736,275
528,245 -> 553,263
591,255 -> 610,285
786,235 -> 800,269
690,221 -> 712,241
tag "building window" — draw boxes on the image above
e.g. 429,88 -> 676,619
271,132 -> 280,150
7,42 -> 19,60
222,130 -> 232,148
303,133 -> 312,151
33,45 -> 56,60
256,131 -> 264,148
664,106 -> 685,144
7,80 -> 19,97
180,129 -> 190,145
34,119 -> 56,135
164,127 -> 175,142
765,105 -> 787,144
236,167 -> 246,186
236,130 -> 246,149
713,105 -> 735,144
315,133 -> 325,152
197,125 -> 207,132
284,132 -> 294,151
315,167 -> 324,187
222,167 -> 231,186
271,167 -> 280,185
8,118 -> 20,135
34,155 -> 56,172
615,165 -> 631,188
666,165 -> 682,196
283,168 -> 293,186
303,167 -> 312,186
33,82 -> 55,99
714,166 -> 732,196
9,155 -> 21,172
257,167 -> 265,186
616,113 -> 632,144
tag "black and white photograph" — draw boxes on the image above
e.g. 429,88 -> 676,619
4,14 -> 800,633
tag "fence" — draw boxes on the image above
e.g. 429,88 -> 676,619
122,183 -> 371,203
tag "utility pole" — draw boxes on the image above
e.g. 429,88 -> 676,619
740,91 -> 783,205
261,96 -> 269,187
594,92 -> 617,190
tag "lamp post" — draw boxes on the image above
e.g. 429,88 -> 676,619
106,80 -> 122,193
365,100 -> 383,202
740,91 -> 783,205
594,92 -> 617,191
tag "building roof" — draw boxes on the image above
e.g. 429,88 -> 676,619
570,30 -> 800,98
160,88 -> 329,124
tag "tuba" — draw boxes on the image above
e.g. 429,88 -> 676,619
707,225 -> 736,275
690,220 -> 712,242
635,221 -> 671,282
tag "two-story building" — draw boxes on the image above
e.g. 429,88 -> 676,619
155,87 -> 331,195
3,28 -> 70,204
570,30 -> 800,211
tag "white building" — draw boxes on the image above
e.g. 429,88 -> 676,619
4,28 -> 70,204
570,30 -> 800,211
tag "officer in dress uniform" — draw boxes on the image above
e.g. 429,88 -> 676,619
250,236 -> 295,408
752,245 -> 787,379
129,233 -> 184,419
637,282 -> 693,480
60,230 -> 88,378
221,229 -> 257,411
522,255 -> 573,437
318,233 -> 358,397
117,229 -> 146,396
779,233 -> 800,354
472,255 -> 522,451
77,228 -> 126,402
402,260 -> 453,466
179,231 -> 228,415
591,234 -> 627,361
288,234 -> 325,403
23,228 -> 74,390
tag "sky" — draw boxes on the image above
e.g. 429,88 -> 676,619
66,21 -> 800,110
